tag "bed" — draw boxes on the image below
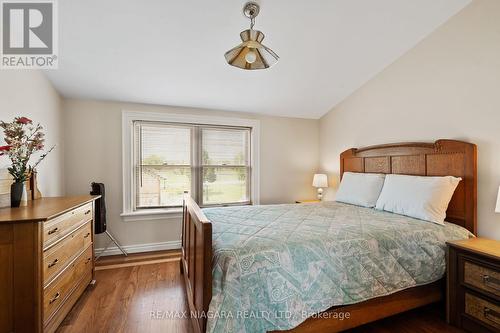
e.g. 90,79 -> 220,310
181,139 -> 477,333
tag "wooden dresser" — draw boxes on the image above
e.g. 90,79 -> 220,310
447,238 -> 500,333
0,196 -> 99,333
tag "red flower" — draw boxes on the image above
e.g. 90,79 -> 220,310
16,117 -> 32,125
0,145 -> 10,156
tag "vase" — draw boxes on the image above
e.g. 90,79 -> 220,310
11,182 -> 26,207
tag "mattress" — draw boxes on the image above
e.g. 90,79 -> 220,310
203,201 -> 473,333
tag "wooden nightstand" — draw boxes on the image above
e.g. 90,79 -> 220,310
295,200 -> 320,203
447,238 -> 500,332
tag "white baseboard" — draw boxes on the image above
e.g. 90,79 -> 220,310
95,240 -> 181,257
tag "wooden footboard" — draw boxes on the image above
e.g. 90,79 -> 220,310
181,192 -> 212,333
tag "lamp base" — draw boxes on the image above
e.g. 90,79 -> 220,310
317,188 -> 323,201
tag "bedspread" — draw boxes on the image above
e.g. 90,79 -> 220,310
203,201 -> 473,333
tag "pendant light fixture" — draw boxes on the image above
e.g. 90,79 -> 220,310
224,2 -> 279,70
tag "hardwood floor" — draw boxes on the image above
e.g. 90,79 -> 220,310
95,250 -> 182,270
57,254 -> 193,333
57,253 -> 464,333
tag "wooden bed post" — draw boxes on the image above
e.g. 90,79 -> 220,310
181,191 -> 213,333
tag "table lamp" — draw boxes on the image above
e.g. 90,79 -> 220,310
312,174 -> 328,201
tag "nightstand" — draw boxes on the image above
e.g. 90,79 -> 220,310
447,238 -> 500,332
295,200 -> 321,204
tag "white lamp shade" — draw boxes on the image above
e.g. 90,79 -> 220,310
496,186 -> 500,213
312,174 -> 328,188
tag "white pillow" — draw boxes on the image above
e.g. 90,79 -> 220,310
335,172 -> 386,208
375,174 -> 461,225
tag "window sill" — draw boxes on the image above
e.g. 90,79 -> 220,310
120,208 -> 182,222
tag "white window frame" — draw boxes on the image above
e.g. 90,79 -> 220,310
121,110 -> 260,221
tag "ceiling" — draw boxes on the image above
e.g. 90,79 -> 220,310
45,0 -> 470,119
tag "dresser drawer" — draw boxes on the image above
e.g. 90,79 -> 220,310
464,260 -> 500,297
43,245 -> 93,323
43,202 -> 93,248
43,221 -> 92,285
43,270 -> 93,333
465,293 -> 500,330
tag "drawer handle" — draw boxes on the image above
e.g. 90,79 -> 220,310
484,307 -> 500,325
47,227 -> 59,235
483,275 -> 500,291
49,292 -> 60,304
84,232 -> 91,239
48,258 -> 59,268
85,210 -> 91,215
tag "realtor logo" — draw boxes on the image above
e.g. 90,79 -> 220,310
1,0 -> 58,69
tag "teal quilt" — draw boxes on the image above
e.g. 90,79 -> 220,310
202,202 -> 473,333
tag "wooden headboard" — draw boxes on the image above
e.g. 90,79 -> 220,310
340,139 -> 477,235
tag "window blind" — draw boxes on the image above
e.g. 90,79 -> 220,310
201,127 -> 250,205
133,121 -> 251,209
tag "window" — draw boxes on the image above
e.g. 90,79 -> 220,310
201,127 -> 250,206
132,121 -> 252,210
122,111 -> 260,218
135,123 -> 192,208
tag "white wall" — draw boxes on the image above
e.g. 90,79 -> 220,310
319,0 -> 500,239
63,99 -> 319,250
0,71 -> 64,197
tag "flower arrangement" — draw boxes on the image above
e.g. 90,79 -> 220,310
0,116 -> 55,183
